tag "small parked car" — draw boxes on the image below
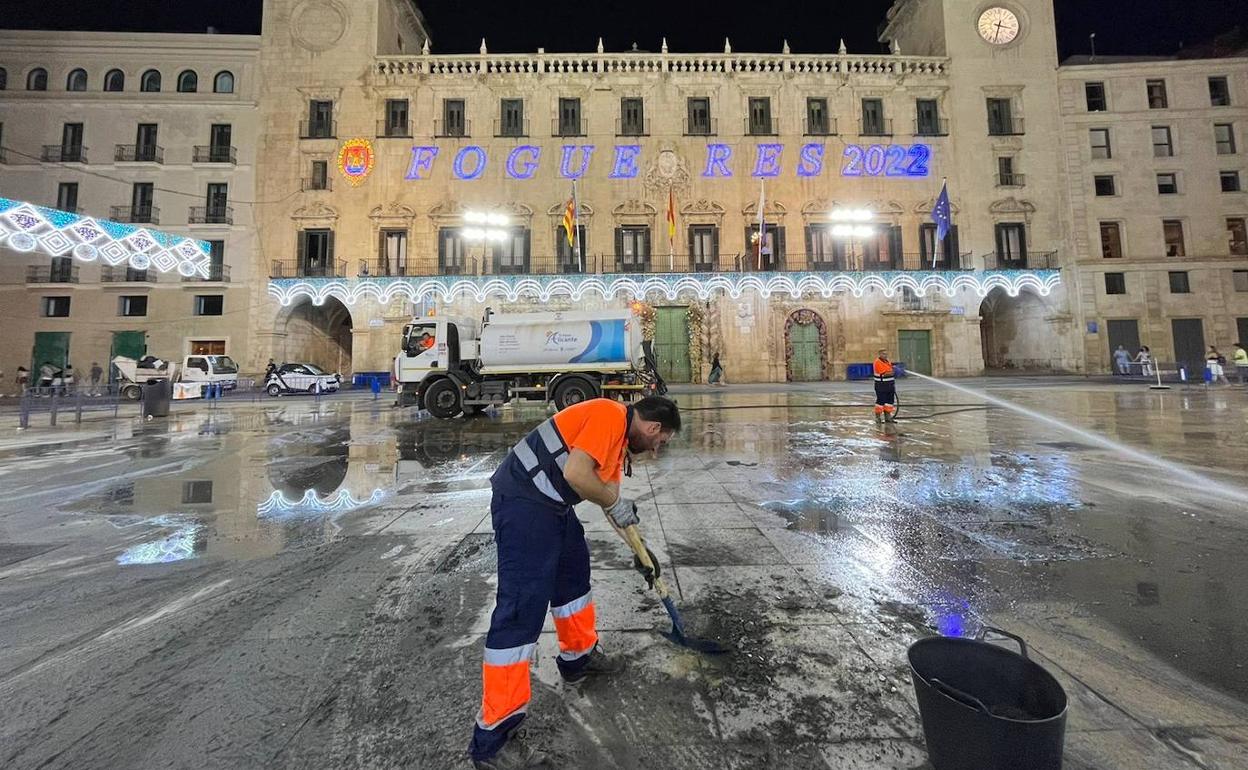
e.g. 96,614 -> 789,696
265,363 -> 342,396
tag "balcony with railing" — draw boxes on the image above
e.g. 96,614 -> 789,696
110,205 -> 159,224
493,118 -> 531,138
193,145 -> 237,164
745,118 -> 778,137
915,118 -> 950,137
42,145 -> 87,163
27,264 -> 80,284
100,266 -> 158,283
377,119 -> 413,138
271,259 -> 349,279
616,118 -> 651,137
988,117 -> 1026,136
300,120 -> 337,140
301,177 -> 333,192
552,118 -> 588,138
434,119 -> 472,138
182,265 -> 231,283
996,173 -> 1027,188
804,117 -> 839,137
375,51 -> 950,79
684,117 -> 718,137
115,144 -> 164,164
188,206 -> 234,225
981,251 -> 1058,270
859,118 -> 894,137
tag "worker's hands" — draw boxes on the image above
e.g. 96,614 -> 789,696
632,545 -> 662,589
604,495 -> 640,529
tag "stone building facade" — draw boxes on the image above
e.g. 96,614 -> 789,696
253,0 -> 1082,383
1,0 -> 1244,385
0,31 -> 260,381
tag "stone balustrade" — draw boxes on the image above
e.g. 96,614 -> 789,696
375,52 -> 949,79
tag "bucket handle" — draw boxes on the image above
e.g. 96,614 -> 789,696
977,626 -> 1029,659
930,678 -> 990,714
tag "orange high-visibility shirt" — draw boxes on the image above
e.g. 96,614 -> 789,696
874,358 -> 894,379
552,398 -> 628,483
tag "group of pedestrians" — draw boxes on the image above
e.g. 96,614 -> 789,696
1112,345 -> 1156,376
3,361 -> 106,396
1112,343 -> 1248,385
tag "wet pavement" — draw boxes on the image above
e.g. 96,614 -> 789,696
1,379 -> 1247,768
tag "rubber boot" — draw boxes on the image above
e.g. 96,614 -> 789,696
473,730 -> 549,769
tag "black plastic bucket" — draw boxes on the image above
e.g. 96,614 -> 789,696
908,627 -> 1067,770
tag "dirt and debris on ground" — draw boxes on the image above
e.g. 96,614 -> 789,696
1,380 -> 1247,768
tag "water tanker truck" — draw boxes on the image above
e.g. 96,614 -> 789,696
394,309 -> 665,418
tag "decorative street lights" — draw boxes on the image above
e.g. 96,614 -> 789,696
829,208 -> 874,270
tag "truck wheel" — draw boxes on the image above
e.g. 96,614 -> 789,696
266,384 -> 282,397
553,378 -> 595,411
425,379 -> 462,419
121,384 -> 141,401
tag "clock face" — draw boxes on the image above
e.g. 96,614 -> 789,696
977,7 -> 1021,45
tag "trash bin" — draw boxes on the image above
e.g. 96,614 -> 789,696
142,380 -> 172,418
908,627 -> 1067,770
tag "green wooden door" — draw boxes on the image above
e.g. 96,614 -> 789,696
110,331 -> 147,382
788,322 -> 823,381
32,332 -> 71,373
898,330 -> 933,376
654,307 -> 692,383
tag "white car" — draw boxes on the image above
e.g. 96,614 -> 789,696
266,363 -> 342,396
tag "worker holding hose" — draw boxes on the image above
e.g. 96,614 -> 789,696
873,349 -> 897,424
469,396 -> 681,769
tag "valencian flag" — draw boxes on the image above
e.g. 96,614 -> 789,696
562,181 -> 580,270
930,179 -> 952,268
666,188 -> 677,270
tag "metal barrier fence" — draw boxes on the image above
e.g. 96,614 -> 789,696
19,384 -> 123,428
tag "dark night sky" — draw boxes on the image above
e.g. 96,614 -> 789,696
2,0 -> 1243,59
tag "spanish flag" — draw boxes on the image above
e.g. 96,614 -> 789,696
666,188 -> 676,245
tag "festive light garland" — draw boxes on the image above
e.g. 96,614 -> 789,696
256,489 -> 386,517
268,270 -> 1061,307
0,197 -> 213,277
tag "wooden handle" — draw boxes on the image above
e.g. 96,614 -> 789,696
622,524 -> 670,599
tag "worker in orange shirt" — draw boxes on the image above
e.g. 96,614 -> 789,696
873,348 -> 897,424
468,396 -> 681,769
419,332 -> 435,351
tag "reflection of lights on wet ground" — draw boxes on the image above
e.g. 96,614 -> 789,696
256,489 -> 385,519
117,525 -> 204,566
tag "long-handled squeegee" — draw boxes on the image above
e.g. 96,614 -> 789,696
621,524 -> 729,655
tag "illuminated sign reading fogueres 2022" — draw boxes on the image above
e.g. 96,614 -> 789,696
405,143 -> 931,182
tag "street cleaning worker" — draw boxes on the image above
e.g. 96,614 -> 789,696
873,349 -> 897,423
469,396 -> 682,769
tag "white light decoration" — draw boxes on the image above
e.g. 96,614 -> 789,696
256,489 -> 386,518
829,208 -> 874,222
116,524 -> 204,566
464,211 -> 510,227
831,224 -> 876,238
0,197 -> 213,277
269,269 -> 1062,307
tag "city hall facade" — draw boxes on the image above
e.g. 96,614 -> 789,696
2,0 -> 1245,383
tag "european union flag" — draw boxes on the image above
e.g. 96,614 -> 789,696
931,181 -> 952,242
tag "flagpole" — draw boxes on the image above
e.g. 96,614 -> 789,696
668,187 -> 675,272
757,178 -> 766,271
573,179 -> 581,273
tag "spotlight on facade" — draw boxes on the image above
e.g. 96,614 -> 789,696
831,224 -> 875,238
464,211 -> 510,227
829,208 -> 874,223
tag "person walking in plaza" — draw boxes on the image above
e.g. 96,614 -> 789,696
15,366 -> 30,395
1134,346 -> 1153,377
1206,347 -> 1231,386
1113,345 -> 1132,376
873,349 -> 897,424
708,352 -> 725,386
469,396 -> 681,769
1234,342 -> 1248,385
89,362 -> 104,396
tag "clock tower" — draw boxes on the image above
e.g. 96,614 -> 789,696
881,0 -> 1075,369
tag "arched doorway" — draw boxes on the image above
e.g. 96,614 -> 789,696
785,309 -> 828,381
979,288 -> 1056,372
278,298 -> 354,375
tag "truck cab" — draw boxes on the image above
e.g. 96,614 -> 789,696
180,355 -> 239,389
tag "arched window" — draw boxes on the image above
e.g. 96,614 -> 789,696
177,70 -> 198,93
104,69 -> 125,92
0,68 -> 8,91
140,69 -> 161,92
67,68 -> 88,92
213,70 -> 235,94
27,67 -> 48,91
